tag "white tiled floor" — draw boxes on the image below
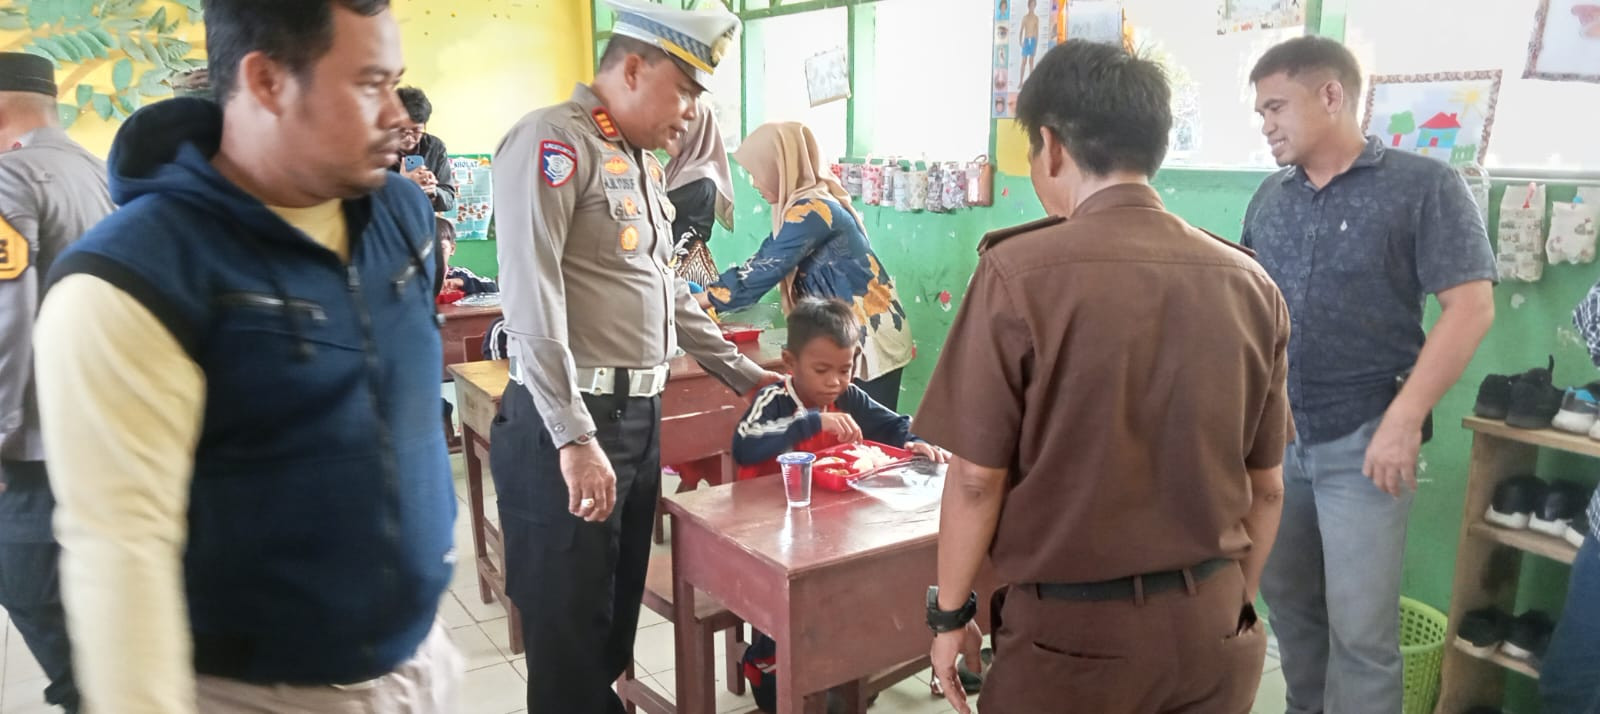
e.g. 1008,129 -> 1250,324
0,454 -> 1289,713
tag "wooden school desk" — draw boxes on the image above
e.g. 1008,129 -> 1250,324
446,333 -> 786,654
665,477 -> 996,714
437,302 -> 502,379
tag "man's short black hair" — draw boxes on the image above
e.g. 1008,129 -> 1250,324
1014,41 -> 1171,178
435,216 -> 456,245
204,0 -> 391,102
598,35 -> 673,73
1249,36 -> 1364,103
786,297 -> 858,354
398,87 -> 431,124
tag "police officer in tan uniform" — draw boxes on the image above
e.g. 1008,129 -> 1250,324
0,52 -> 113,714
490,2 -> 776,710
916,42 -> 1291,714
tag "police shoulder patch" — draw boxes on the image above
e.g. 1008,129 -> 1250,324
540,140 -> 578,187
0,216 -> 29,281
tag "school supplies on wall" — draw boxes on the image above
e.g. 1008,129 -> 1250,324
1497,183 -> 1548,282
1547,188 -> 1600,265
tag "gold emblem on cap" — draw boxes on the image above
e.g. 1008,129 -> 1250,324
710,32 -> 733,66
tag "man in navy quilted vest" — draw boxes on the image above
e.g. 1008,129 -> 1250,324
32,1 -> 461,712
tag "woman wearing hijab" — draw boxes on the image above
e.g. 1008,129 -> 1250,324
699,121 -> 914,410
665,105 -> 735,286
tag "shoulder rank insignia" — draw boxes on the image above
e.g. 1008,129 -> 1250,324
591,108 -> 621,141
977,215 -> 1067,253
1197,227 -> 1256,257
0,216 -> 29,280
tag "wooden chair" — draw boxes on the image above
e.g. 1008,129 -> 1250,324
618,552 -> 749,714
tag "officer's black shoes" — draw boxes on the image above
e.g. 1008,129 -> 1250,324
1568,510 -> 1592,549
1487,475 -> 1547,530
1501,610 -> 1555,665
1531,480 -> 1591,538
1475,373 -> 1515,420
1455,608 -> 1511,658
1506,357 -> 1563,429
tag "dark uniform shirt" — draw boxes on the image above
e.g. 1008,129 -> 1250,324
1241,137 -> 1495,444
914,184 -> 1293,585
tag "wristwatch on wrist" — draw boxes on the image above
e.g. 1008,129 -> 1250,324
926,586 -> 978,633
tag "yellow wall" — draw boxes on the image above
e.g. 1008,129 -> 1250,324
0,0 -> 591,157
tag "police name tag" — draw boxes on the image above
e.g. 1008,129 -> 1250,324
540,140 -> 578,187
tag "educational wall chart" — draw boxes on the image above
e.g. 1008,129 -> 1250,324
1525,0 -> 1600,83
1216,0 -> 1305,34
992,0 -> 1062,118
1362,71 -> 1504,167
446,154 -> 494,240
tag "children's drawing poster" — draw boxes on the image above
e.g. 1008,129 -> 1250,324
1525,0 -> 1600,83
1217,0 -> 1305,34
992,0 -> 1063,118
446,154 -> 493,240
1361,71 -> 1503,167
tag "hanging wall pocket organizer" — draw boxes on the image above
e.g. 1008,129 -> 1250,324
1547,188 -> 1600,266
1497,183 -> 1548,282
966,155 -> 995,207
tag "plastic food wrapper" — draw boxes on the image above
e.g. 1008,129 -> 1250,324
848,459 -> 946,512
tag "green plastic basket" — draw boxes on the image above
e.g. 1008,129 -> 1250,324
1400,597 -> 1449,714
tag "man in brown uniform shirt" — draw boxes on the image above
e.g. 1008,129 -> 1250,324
916,42 -> 1292,714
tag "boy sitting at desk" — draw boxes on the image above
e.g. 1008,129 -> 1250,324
732,297 -> 946,480
731,297 -> 949,710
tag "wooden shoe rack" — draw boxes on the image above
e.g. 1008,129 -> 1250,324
1435,417 -> 1587,712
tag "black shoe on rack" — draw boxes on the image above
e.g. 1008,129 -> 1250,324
1506,357 -> 1563,429
1475,374 -> 1514,419
1501,611 -> 1555,664
1487,475 -> 1547,530
1531,480 -> 1589,538
1455,608 -> 1511,658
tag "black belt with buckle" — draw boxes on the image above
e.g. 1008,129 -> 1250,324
1031,557 -> 1235,602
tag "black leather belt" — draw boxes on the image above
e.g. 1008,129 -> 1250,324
1030,558 -> 1235,602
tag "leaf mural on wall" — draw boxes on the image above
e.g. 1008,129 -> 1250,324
2,0 -> 204,129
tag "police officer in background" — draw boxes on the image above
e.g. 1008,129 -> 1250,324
0,52 -> 113,714
490,1 -> 778,710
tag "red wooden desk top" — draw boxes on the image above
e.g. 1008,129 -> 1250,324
664,476 -> 940,577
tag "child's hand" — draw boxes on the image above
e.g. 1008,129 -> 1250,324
908,441 -> 950,464
820,413 -> 863,444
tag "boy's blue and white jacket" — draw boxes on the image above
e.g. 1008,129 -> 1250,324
732,377 -> 918,476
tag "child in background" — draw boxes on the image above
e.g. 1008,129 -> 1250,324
436,216 -> 497,296
732,296 -> 948,477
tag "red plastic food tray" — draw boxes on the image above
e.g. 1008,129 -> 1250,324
810,441 -> 913,492
720,323 -> 762,344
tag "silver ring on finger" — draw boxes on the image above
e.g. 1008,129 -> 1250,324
579,497 -> 596,509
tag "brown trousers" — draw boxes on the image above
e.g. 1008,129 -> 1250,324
980,563 -> 1266,714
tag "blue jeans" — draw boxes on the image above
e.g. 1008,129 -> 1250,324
0,461 -> 78,713
1260,417 -> 1414,714
1543,535 -> 1600,714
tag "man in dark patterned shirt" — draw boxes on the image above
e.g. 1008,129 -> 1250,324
1242,37 -> 1496,714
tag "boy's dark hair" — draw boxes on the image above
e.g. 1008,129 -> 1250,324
598,35 -> 673,73
786,297 -> 858,354
205,0 -> 390,102
1015,41 -> 1171,177
398,87 -> 432,124
435,216 -> 456,245
1249,36 -> 1364,106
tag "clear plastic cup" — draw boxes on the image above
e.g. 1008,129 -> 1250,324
778,452 -> 815,508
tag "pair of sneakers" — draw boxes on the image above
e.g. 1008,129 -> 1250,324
1476,357 -> 1565,429
1456,607 -> 1554,666
1553,382 -> 1600,437
1486,475 -> 1593,547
